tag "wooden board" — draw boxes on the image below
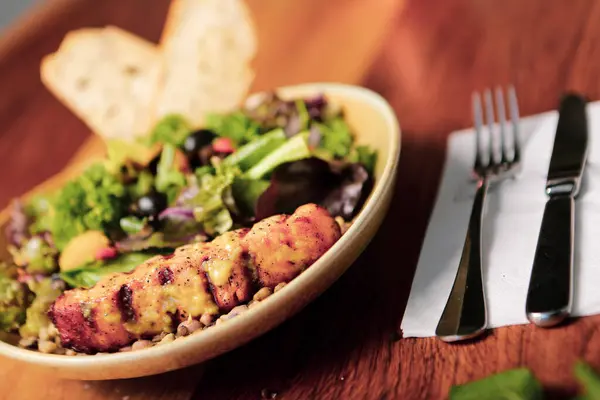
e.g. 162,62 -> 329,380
0,0 -> 403,399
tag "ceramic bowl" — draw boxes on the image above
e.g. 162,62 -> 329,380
0,82 -> 401,380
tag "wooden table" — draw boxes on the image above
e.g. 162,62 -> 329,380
2,0 -> 600,398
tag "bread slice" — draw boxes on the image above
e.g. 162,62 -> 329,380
154,0 -> 258,128
40,26 -> 162,141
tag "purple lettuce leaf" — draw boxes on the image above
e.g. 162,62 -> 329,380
255,157 -> 372,221
116,208 -> 206,252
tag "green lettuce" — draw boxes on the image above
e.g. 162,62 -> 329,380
155,144 -> 187,204
205,111 -> 261,145
60,252 -> 161,289
148,114 -> 192,147
49,163 -> 129,250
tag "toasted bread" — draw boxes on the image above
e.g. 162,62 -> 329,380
40,26 -> 162,141
154,0 -> 258,128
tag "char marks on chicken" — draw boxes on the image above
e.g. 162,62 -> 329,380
49,204 -> 341,353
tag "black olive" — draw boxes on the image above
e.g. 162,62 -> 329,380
183,129 -> 217,155
136,192 -> 167,218
148,154 -> 161,175
184,129 -> 217,168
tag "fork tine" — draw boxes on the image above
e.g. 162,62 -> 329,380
507,85 -> 521,163
484,89 -> 496,167
472,91 -> 484,171
495,87 -> 508,164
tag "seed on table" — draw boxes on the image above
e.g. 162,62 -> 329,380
119,346 -> 132,353
253,287 -> 272,302
65,349 -> 77,356
131,340 -> 153,351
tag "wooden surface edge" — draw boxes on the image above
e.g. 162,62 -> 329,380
0,0 -> 83,59
0,135 -> 104,224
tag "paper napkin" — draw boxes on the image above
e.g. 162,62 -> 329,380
401,101 -> 600,337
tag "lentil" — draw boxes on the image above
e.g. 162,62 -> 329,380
131,340 -> 153,351
253,287 -> 272,302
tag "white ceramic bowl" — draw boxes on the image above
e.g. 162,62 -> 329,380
0,83 -> 401,380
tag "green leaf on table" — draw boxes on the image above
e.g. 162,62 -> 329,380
449,368 -> 543,400
574,360 -> 600,400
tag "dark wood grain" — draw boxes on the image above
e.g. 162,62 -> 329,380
2,0 -> 600,399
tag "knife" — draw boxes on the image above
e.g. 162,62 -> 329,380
525,92 -> 589,327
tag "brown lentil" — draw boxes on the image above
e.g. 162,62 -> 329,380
253,287 -> 272,302
131,340 -> 153,351
158,333 -> 175,345
229,305 -> 248,317
38,340 -> 57,354
47,324 -> 59,338
38,327 -> 49,341
199,313 -> 213,326
177,319 -> 202,336
17,252 -> 310,355
19,337 -> 36,348
274,282 -> 286,293
152,332 -> 168,343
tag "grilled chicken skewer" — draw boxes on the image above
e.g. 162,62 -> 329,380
50,204 -> 341,353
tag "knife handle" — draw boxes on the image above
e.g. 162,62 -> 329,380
526,195 -> 574,327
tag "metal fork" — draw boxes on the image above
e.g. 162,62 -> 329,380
435,86 -> 522,342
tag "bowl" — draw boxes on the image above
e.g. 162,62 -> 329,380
0,82 -> 401,380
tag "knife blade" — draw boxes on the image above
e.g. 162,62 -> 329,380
525,92 -> 589,327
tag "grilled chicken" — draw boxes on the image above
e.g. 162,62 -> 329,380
203,229 -> 254,311
50,204 -> 341,353
246,204 -> 342,288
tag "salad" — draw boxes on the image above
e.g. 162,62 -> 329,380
1,92 -> 377,351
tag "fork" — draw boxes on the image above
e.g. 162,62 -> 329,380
435,86 -> 522,342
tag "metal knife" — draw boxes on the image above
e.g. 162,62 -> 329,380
525,92 -> 589,327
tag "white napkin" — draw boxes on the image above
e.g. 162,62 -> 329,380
401,101 -> 600,338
